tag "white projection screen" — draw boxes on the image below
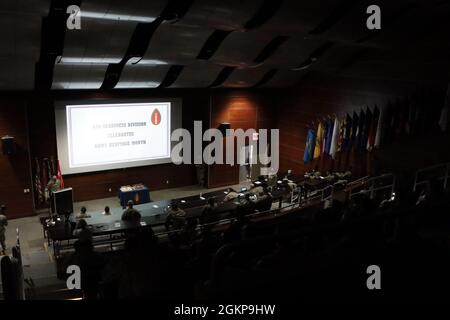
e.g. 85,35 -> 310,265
55,99 -> 182,175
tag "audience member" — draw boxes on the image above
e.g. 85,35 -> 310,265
72,219 -> 93,243
0,205 -> 8,254
76,206 -> 91,219
121,200 -> 141,223
165,202 -> 187,231
102,206 -> 111,215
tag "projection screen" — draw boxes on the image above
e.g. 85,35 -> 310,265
55,99 -> 182,175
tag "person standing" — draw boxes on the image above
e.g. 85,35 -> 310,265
0,205 -> 8,255
47,175 -> 61,214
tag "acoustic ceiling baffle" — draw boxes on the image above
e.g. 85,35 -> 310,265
243,0 -> 284,30
35,0 -> 82,90
253,69 -> 278,87
158,65 -> 185,88
254,36 -> 290,64
196,30 -> 233,60
208,66 -> 236,87
292,41 -> 335,71
100,18 -> 163,90
308,0 -> 360,35
100,0 -> 195,89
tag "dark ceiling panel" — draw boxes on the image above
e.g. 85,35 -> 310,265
115,62 -> 170,88
259,69 -> 305,88
209,29 -> 274,67
52,63 -> 109,89
179,0 -> 263,31
0,9 -> 46,90
220,66 -> 269,88
80,0 -> 167,23
170,61 -> 223,88
61,18 -> 137,64
263,36 -> 325,69
142,22 -> 215,64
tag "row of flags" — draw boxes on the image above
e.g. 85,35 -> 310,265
34,157 -> 65,204
304,86 -> 450,164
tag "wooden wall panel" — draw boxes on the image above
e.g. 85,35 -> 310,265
0,100 -> 34,219
208,90 -> 277,188
276,71 -> 449,178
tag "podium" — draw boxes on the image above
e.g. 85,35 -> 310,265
53,187 -> 74,216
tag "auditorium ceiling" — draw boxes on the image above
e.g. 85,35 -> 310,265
0,0 -> 449,90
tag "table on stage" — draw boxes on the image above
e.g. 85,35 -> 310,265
118,184 -> 151,207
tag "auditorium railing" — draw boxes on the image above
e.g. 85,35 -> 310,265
349,173 -> 395,201
413,162 -> 450,192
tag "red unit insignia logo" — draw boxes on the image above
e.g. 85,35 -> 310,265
151,108 -> 161,125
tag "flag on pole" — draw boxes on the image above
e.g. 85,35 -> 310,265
367,106 -> 380,151
34,158 -> 44,204
324,118 -> 334,155
303,128 -> 316,164
330,117 -> 340,159
313,122 -> 324,159
57,160 -> 65,189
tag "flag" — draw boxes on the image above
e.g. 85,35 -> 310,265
303,128 -> 316,164
374,106 -> 384,148
313,122 -> 324,159
337,115 -> 346,152
361,107 -> 372,151
350,111 -> 359,150
367,106 -> 380,151
343,113 -> 353,151
57,160 -> 65,189
322,121 -> 329,154
330,117 -> 340,159
357,109 -> 366,151
324,118 -> 334,155
34,158 -> 44,204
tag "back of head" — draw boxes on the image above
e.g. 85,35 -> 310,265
127,200 -> 134,209
104,206 -> 110,213
76,219 -> 88,229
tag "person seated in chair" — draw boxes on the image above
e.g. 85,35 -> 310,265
76,206 -> 91,219
72,218 -> 93,243
255,189 -> 273,212
224,188 -> 239,202
200,197 -> 219,224
165,202 -> 187,231
121,200 -> 141,223
0,205 -> 8,255
236,193 -> 256,217
102,206 -> 111,215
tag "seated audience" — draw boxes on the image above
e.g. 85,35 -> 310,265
224,188 -> 239,202
200,198 -> 219,224
165,202 -> 187,230
255,190 -> 273,212
66,240 -> 106,300
72,219 -> 93,243
102,206 -> 111,215
236,194 -> 256,217
121,200 -> 142,223
0,204 -> 8,254
76,206 -> 91,219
